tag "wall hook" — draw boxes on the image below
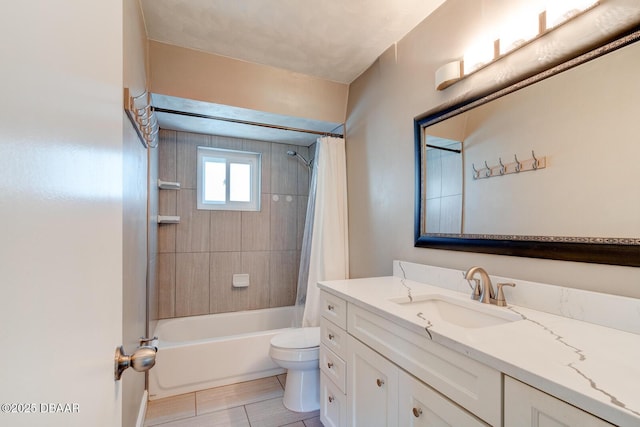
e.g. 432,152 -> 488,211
472,163 -> 479,180
498,157 -> 505,175
531,150 -> 539,170
514,154 -> 522,172
484,160 -> 491,177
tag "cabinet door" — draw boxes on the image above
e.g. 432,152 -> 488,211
504,376 -> 615,427
321,372 -> 347,427
348,335 -> 398,427
399,371 -> 488,427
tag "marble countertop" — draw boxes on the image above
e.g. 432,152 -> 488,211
318,276 -> 640,426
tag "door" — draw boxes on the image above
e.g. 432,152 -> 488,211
0,1 -> 124,426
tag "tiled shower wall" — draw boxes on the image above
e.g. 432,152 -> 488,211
156,129 -> 312,319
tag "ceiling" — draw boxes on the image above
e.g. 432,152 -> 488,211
141,0 -> 446,145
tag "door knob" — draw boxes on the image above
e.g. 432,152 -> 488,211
114,345 -> 156,381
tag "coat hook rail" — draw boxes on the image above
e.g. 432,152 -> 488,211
473,151 -> 546,180
124,88 -> 159,148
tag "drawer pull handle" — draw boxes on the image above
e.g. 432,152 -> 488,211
413,407 -> 423,418
328,334 -> 335,340
376,378 -> 384,387
327,304 -> 335,311
327,362 -> 334,369
328,396 -> 335,403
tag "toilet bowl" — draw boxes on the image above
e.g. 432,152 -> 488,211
269,327 -> 320,412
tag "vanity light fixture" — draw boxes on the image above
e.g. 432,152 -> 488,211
435,0 -> 599,91
435,60 -> 464,90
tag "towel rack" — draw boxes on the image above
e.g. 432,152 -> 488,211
124,88 -> 159,148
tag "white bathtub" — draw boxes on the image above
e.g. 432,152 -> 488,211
148,306 -> 295,400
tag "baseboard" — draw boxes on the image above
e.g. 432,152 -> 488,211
136,390 -> 148,427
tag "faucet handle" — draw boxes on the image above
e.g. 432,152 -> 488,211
495,283 -> 516,307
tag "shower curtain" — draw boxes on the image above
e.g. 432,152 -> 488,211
294,136 -> 349,327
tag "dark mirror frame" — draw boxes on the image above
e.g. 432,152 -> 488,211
414,28 -> 640,267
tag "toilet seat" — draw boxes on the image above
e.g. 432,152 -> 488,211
269,327 -> 320,363
270,327 -> 320,349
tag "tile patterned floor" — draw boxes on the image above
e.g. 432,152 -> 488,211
144,374 -> 322,427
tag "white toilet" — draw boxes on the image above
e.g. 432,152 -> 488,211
269,327 -> 320,412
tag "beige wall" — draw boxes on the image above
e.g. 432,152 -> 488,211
156,130 -> 311,318
346,0 -> 640,298
123,0 -> 149,425
149,41 -> 349,124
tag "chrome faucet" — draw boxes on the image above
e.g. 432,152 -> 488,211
464,266 -> 494,304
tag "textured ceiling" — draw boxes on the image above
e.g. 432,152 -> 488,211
140,0 -> 446,84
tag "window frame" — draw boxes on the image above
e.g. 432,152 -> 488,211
196,146 -> 261,211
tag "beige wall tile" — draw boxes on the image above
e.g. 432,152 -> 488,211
270,195 -> 298,251
209,252 -> 241,314
210,211 -> 241,252
271,143 -> 298,195
177,132 -> 210,189
237,252 -> 270,311
269,251 -> 298,307
158,129 -> 177,182
175,253 -> 210,317
157,253 -> 176,319
241,194 -> 271,251
176,190 -> 210,253
158,191 -> 177,253
156,131 -> 313,318
211,135 -> 244,150
243,139 -> 272,195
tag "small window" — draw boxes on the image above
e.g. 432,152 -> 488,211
196,146 -> 261,211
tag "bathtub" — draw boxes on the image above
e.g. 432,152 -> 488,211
148,306 -> 295,400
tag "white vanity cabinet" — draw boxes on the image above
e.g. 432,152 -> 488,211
504,376 -> 615,427
320,289 -> 498,427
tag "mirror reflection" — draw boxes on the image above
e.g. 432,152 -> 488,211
420,39 -> 640,240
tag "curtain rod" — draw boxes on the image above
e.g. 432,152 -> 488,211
426,144 -> 461,154
152,107 -> 344,138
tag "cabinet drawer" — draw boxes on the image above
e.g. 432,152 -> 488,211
320,291 -> 347,329
399,370 -> 488,426
504,376 -> 615,427
321,316 -> 348,360
320,345 -> 347,393
320,372 -> 347,427
348,304 -> 501,427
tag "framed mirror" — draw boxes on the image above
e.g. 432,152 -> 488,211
414,28 -> 640,267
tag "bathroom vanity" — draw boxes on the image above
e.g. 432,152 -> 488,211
317,262 -> 640,427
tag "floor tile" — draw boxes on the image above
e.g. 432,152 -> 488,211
245,397 -> 320,427
302,416 -> 323,427
276,373 -> 287,388
280,422 -> 305,427
153,406 -> 250,427
145,393 -> 196,426
196,376 -> 284,414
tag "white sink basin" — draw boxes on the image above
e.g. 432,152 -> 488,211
390,294 -> 522,328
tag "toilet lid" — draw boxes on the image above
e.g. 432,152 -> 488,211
271,327 -> 320,349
